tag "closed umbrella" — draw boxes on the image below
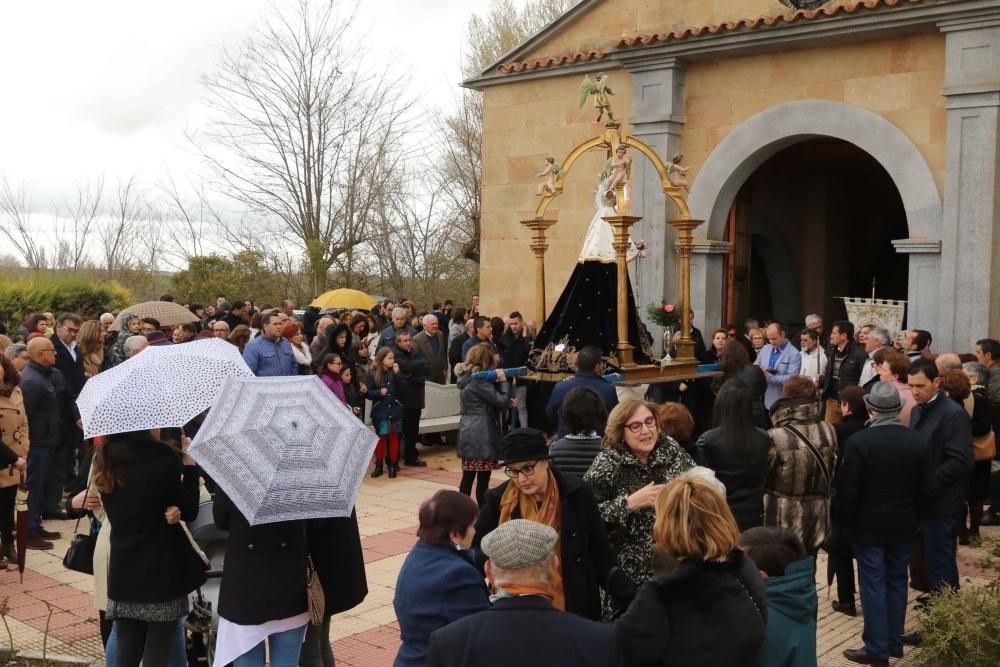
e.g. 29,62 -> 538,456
310,289 -> 377,311
76,338 -> 253,438
14,473 -> 28,582
188,375 -> 376,525
109,301 -> 200,332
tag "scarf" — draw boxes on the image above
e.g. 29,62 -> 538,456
866,411 -> 902,428
498,467 -> 565,610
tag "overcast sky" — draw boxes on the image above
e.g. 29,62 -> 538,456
0,0 -> 507,213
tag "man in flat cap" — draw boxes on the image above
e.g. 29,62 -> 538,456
427,519 -> 619,667
835,381 -> 933,667
471,428 -> 634,621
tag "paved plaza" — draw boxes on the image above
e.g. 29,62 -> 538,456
0,444 -> 994,666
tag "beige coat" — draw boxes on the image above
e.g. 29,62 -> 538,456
0,388 -> 29,489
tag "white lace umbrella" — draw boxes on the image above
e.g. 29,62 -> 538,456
188,375 -> 377,525
77,338 -> 253,438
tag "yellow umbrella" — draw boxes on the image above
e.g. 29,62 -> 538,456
310,288 -> 377,311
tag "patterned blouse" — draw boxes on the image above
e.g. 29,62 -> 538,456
583,436 -> 695,619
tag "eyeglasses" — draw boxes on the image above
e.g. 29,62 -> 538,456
504,461 -> 538,479
213,328 -> 229,332
60,326 -> 79,334
328,361 -> 342,367
625,415 -> 657,433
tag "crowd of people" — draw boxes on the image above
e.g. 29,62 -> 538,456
0,294 -> 997,666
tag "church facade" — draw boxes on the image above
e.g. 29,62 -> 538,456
467,0 -> 1000,352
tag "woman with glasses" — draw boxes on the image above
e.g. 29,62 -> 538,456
584,399 -> 695,620
472,428 -> 635,622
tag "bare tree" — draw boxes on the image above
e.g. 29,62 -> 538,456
57,176 -> 104,271
438,0 -> 574,263
157,174 -> 223,269
99,175 -> 148,279
0,174 -> 45,269
198,0 -> 411,295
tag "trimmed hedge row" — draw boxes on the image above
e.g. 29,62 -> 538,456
0,276 -> 132,331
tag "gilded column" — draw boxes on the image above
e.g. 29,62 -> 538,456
520,219 -> 557,327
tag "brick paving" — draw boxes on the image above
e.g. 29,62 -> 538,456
0,442 -> 994,666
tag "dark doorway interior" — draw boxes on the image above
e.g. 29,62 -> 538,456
724,138 -> 909,332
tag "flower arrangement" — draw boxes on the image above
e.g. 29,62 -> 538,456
647,301 -> 681,328
634,239 -> 647,257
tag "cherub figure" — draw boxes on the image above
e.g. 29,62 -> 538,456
535,156 -> 561,196
667,154 -> 691,192
601,144 -> 632,192
578,72 -> 614,122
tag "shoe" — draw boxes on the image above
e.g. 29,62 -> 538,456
404,459 -> 427,468
388,462 -> 398,479
24,536 -> 54,550
901,632 -> 922,646
42,511 -> 68,521
1,544 -> 18,566
370,461 -> 384,478
832,600 -> 857,617
36,528 -> 61,540
843,648 -> 888,666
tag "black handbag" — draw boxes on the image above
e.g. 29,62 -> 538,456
62,489 -> 97,575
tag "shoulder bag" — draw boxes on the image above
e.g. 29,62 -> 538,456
62,489 -> 97,575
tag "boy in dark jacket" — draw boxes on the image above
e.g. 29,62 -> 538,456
739,527 -> 818,667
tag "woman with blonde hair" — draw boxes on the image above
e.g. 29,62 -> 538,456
584,398 -> 695,619
77,319 -> 105,378
616,476 -> 767,666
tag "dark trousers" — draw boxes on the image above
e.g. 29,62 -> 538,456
923,516 -> 960,591
855,542 -> 911,660
114,618 -> 177,667
830,543 -> 856,603
26,447 -> 54,535
0,485 -> 16,544
43,445 -> 73,514
402,408 -> 421,464
300,614 -> 335,667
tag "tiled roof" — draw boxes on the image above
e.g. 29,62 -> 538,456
496,0 -> 923,74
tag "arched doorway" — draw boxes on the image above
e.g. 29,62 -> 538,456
723,138 -> 909,331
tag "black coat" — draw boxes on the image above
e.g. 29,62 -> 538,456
834,423 -> 932,545
821,340 -> 869,400
102,435 -> 206,603
910,391 -> 974,518
364,370 -> 404,422
426,596 -> 619,667
449,332 -> 470,367
19,361 -> 73,449
214,489 -> 308,625
497,331 -> 531,368
549,434 -> 602,480
718,365 -> 769,429
833,412 -> 867,475
51,333 -> 86,397
307,511 -> 368,616
693,427 -> 772,531
393,346 -> 430,410
472,468 -> 634,621
616,549 -> 767,667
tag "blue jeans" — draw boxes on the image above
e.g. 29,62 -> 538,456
26,447 -> 54,535
923,516 -> 959,591
233,624 -> 307,667
855,542 -> 911,659
105,617 -> 187,667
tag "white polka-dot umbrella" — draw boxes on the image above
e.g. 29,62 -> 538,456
76,338 -> 254,439
188,375 -> 377,525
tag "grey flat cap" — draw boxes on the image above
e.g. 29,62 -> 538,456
481,519 -> 557,570
864,381 -> 903,413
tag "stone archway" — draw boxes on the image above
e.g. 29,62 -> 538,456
687,100 -> 942,336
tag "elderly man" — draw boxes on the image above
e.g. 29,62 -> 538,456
211,320 -> 231,339
99,313 -> 115,333
124,335 -> 149,357
378,306 -> 416,351
836,382 -> 932,666
309,316 -> 336,360
755,322 -> 802,410
798,328 -> 827,385
428,519 -> 618,667
413,314 -> 448,385
859,328 -> 891,390
20,338 -> 79,549
805,314 -> 824,337
935,353 -> 963,374
243,312 -> 296,377
5,344 -> 30,372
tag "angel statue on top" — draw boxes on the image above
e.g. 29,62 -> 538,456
531,159 -> 652,369
601,144 -> 632,195
536,156 -> 561,196
579,72 -> 614,122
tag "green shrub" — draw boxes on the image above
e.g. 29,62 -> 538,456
915,538 -> 1000,666
0,276 -> 132,330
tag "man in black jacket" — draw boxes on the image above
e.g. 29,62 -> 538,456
836,382 -> 933,666
394,331 -> 430,468
46,313 -> 86,520
908,358 -> 973,593
428,519 -> 619,667
822,320 -> 869,424
19,338 -> 77,549
497,312 -> 531,427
